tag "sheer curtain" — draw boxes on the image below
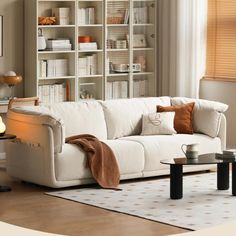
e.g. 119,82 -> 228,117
158,0 -> 208,98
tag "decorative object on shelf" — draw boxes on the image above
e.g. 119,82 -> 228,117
78,36 -> 91,43
134,55 -> 146,72
0,116 -> 6,136
107,39 -> 127,49
38,16 -> 56,25
52,8 -> 70,25
112,63 -> 141,73
127,34 -> 147,48
0,16 -> 3,57
38,28 -> 46,51
0,71 -> 23,99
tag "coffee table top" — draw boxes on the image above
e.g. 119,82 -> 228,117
161,153 -> 236,165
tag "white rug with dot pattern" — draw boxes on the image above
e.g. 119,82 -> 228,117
46,173 -> 236,230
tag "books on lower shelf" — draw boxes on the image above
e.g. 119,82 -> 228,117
133,80 -> 147,97
107,81 -> 128,99
39,59 -> 68,77
78,54 -> 98,76
78,8 -> 95,25
38,84 -> 66,104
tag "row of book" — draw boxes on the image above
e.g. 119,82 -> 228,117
133,80 -> 147,97
107,81 -> 128,99
39,59 -> 68,77
78,54 -> 98,76
38,84 -> 66,104
78,8 -> 95,25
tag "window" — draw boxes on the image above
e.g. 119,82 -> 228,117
206,0 -> 236,81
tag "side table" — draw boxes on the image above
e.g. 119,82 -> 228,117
0,134 -> 16,192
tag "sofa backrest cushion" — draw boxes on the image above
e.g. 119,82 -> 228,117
48,101 -> 107,139
100,97 -> 171,139
171,97 -> 228,138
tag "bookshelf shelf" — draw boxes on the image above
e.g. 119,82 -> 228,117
39,76 -> 75,80
78,49 -> 103,52
107,73 -> 129,77
38,50 -> 76,54
78,75 -> 103,78
78,24 -> 103,27
38,25 -> 76,28
24,0 -> 157,103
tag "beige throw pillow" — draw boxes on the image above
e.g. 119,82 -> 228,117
141,112 -> 176,135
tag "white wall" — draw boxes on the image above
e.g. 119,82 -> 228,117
200,80 -> 236,148
0,0 -> 24,98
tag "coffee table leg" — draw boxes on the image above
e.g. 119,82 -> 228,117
170,165 -> 183,199
232,163 -> 236,196
217,163 -> 229,190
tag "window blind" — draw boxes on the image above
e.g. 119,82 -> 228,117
206,0 -> 236,80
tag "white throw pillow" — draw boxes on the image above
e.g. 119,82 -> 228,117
141,112 -> 176,135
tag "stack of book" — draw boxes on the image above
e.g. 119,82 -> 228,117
107,81 -> 128,99
52,8 -> 70,25
133,7 -> 148,24
216,149 -> 236,159
78,8 -> 95,25
78,54 -> 98,76
39,59 -> 68,77
46,39 -> 72,51
38,84 -> 66,104
79,42 -> 98,51
133,80 -> 147,97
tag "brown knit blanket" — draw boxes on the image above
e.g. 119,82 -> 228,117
65,134 -> 120,189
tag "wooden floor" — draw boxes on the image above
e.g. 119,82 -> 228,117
0,162 -> 189,236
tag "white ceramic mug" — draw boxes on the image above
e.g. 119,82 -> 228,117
181,143 -> 199,159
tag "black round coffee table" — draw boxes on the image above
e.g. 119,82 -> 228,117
161,153 -> 236,200
0,134 -> 16,192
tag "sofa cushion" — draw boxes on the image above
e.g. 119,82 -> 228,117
171,97 -> 228,137
141,112 -> 176,135
157,102 -> 195,134
55,140 -> 145,181
48,101 -> 107,140
100,97 -> 171,139
120,134 -> 221,172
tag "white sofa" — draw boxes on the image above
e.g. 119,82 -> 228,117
6,97 -> 228,188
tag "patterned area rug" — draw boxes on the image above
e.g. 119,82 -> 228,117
46,173 -> 236,230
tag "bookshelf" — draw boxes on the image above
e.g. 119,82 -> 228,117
24,0 -> 157,103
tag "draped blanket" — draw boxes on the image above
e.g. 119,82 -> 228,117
66,134 -> 120,189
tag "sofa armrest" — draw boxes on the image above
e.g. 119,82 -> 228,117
6,108 -> 65,153
218,113 -> 227,151
171,97 -> 228,138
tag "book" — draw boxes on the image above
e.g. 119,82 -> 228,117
215,153 -> 236,159
223,149 -> 236,155
79,42 -> 98,51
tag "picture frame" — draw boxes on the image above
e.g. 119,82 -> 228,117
126,34 -> 147,48
0,16 -> 3,57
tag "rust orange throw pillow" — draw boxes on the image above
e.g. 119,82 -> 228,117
156,103 -> 195,134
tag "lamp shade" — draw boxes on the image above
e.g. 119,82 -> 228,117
0,75 -> 23,86
0,117 -> 6,136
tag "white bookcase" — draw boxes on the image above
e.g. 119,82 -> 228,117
24,0 -> 157,103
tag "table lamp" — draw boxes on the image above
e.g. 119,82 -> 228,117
0,116 -> 6,136
0,71 -> 23,99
